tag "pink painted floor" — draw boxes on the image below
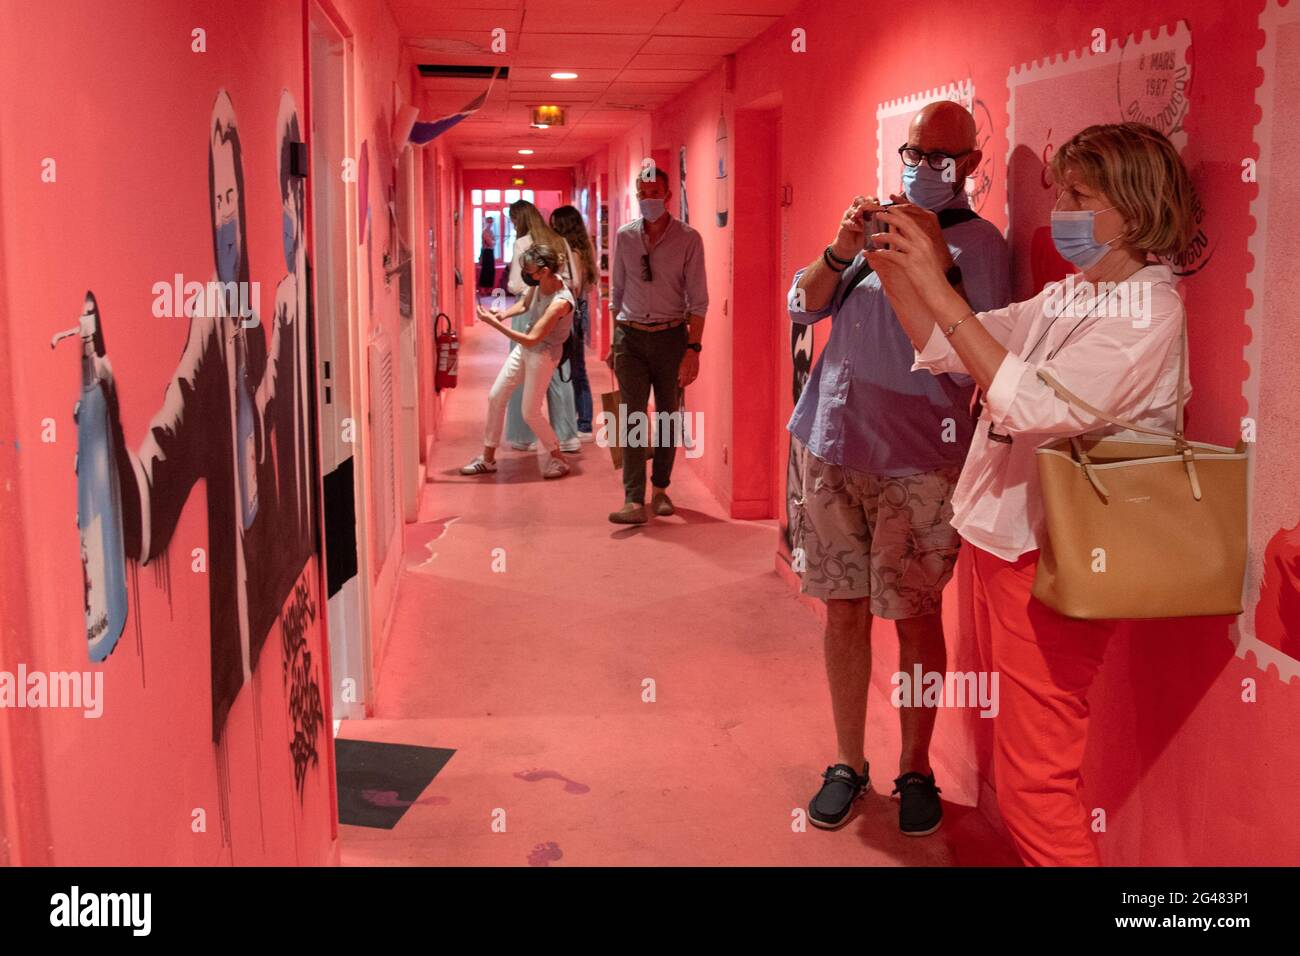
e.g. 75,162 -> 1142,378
338,319 -> 1018,867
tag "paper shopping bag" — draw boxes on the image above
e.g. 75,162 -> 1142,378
600,387 -> 623,469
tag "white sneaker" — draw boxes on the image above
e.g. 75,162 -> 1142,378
559,438 -> 581,453
577,431 -> 595,443
509,441 -> 534,451
460,456 -> 497,475
542,456 -> 570,479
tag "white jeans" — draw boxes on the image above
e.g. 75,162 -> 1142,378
485,344 -> 561,452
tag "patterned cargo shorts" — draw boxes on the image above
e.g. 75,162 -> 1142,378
792,451 -> 963,619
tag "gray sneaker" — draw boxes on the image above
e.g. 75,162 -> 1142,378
542,456 -> 570,479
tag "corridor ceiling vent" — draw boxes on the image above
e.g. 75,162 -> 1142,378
417,64 -> 510,80
530,105 -> 565,128
604,102 -> 648,111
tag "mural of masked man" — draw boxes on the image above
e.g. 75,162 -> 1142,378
269,90 -> 317,568
112,90 -> 307,742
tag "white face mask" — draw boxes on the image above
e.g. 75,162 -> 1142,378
638,197 -> 666,221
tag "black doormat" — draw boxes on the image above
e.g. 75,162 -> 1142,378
335,738 -> 456,829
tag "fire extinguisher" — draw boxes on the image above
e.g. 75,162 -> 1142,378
435,312 -> 458,391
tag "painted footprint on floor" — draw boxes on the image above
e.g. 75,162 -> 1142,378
527,842 -> 563,867
361,789 -> 451,807
514,768 -> 591,794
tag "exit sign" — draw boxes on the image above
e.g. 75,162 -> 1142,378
511,177 -> 525,186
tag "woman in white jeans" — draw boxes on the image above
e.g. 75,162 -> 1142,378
504,200 -> 580,452
866,122 -> 1195,865
461,241 -> 575,480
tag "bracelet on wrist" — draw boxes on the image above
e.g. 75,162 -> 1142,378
942,312 -> 975,338
824,245 -> 855,266
822,247 -> 849,272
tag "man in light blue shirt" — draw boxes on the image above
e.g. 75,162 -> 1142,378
789,102 -> 1010,837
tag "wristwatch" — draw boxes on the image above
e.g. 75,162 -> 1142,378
685,342 -> 702,352
945,264 -> 963,287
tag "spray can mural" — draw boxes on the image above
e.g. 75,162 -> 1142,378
52,293 -> 128,662
715,112 -> 728,227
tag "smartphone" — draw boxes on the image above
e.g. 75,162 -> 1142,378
862,201 -> 895,251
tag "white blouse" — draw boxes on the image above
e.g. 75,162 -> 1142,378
912,263 -> 1189,561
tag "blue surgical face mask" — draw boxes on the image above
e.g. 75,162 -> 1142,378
1050,206 -> 1120,270
216,216 -> 240,283
901,162 -> 958,210
282,210 -> 297,271
638,197 -> 666,222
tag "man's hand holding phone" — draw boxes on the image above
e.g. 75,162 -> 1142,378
831,195 -> 875,261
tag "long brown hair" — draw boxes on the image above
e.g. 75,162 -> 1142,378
509,200 -> 562,248
549,205 -> 596,290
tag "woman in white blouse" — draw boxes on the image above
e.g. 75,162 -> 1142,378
867,122 -> 1195,866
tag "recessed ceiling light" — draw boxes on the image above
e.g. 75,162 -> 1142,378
512,164 -> 526,169
517,149 -> 534,155
550,72 -> 578,80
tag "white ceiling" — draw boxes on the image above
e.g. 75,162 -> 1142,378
391,0 -> 799,168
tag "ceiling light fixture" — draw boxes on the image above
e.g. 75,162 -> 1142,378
517,149 -> 534,155
550,72 -> 578,80
530,105 -> 565,128
512,164 -> 526,169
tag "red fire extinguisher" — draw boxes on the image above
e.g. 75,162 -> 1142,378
435,313 -> 459,391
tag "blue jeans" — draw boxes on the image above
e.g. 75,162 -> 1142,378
569,298 -> 593,432
506,369 -> 577,445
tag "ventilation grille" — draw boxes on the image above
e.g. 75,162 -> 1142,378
418,64 -> 509,79
368,337 -> 397,571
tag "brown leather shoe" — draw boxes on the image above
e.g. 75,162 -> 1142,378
608,502 -> 648,525
651,491 -> 675,516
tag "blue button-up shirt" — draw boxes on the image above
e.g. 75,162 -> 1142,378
787,192 -> 1010,477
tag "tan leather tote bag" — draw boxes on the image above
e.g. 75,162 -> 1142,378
1031,320 -> 1248,619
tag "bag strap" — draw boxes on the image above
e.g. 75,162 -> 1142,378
1035,302 -> 1202,499
834,207 -> 983,311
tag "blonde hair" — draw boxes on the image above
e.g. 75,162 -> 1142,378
1049,122 -> 1194,258
509,200 -> 568,274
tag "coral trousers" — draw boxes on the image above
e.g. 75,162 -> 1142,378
971,546 -> 1114,866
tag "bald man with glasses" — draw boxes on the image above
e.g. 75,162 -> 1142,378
787,102 -> 1010,837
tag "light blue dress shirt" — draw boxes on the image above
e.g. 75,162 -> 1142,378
786,192 -> 1011,477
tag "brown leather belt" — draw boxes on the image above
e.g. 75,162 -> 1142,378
621,318 -> 686,333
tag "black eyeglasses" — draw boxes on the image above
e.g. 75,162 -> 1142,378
640,254 -> 653,282
899,144 -> 972,171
